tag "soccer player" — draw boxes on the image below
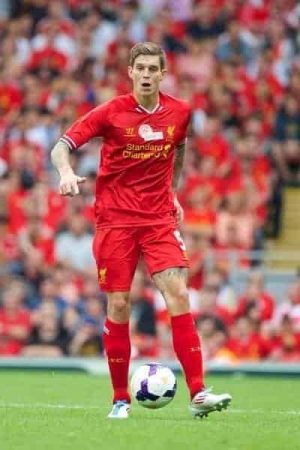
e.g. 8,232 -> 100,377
51,42 -> 232,419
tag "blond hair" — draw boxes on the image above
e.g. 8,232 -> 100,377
129,42 -> 166,70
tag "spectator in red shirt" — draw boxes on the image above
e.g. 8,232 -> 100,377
0,72 -> 23,116
215,188 -> 256,251
176,38 -> 216,92
184,230 -> 211,291
18,214 -> 55,267
236,270 -> 275,323
0,280 -> 31,355
272,278 -> 300,332
0,215 -> 20,265
197,283 -> 234,327
226,316 -> 271,361
195,114 -> 231,178
270,315 -> 300,362
202,267 -> 237,314
182,182 -> 217,234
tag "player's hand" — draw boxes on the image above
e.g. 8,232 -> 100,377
59,171 -> 86,196
174,195 -> 184,225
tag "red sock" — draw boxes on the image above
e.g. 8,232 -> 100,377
103,318 -> 131,403
171,313 -> 204,399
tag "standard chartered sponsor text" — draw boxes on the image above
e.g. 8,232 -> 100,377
123,143 -> 171,159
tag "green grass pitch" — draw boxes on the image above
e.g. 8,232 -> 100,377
0,370 -> 299,450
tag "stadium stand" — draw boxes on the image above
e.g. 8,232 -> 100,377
0,0 -> 299,364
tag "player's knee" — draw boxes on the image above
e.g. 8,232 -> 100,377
176,288 -> 189,308
109,294 -> 129,314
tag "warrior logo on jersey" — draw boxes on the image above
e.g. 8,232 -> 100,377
138,124 -> 163,141
124,127 -> 136,137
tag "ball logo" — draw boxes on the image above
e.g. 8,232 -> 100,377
138,124 -> 163,141
131,363 -> 177,409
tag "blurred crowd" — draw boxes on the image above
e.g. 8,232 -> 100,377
0,0 -> 300,362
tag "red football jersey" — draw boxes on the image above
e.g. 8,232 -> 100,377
61,92 -> 191,228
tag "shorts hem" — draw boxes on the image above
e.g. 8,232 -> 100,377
96,220 -> 176,230
101,286 -> 132,293
149,261 -> 189,277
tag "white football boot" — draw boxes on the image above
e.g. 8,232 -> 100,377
189,387 -> 232,418
107,400 -> 131,419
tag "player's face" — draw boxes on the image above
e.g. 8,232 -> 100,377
128,55 -> 165,98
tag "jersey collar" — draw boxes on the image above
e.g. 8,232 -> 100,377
131,93 -> 164,114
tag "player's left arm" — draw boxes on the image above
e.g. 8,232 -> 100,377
172,139 -> 186,225
172,105 -> 192,225
172,139 -> 186,191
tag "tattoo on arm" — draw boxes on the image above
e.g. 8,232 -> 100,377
51,140 -> 73,176
172,141 -> 186,191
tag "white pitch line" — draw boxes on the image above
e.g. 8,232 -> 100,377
229,408 -> 300,416
0,403 -> 299,415
0,403 -> 99,410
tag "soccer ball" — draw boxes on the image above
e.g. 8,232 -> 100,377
130,363 -> 177,409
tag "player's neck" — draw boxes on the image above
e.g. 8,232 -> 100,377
133,92 -> 160,112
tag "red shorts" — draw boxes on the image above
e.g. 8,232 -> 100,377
92,224 -> 189,292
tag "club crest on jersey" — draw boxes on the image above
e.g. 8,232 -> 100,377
138,124 -> 163,141
167,125 -> 175,138
99,267 -> 107,284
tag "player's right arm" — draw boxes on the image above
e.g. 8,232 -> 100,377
51,103 -> 109,196
51,141 -> 86,196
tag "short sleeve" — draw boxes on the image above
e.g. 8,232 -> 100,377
60,103 -> 110,150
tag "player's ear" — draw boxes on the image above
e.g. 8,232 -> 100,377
160,69 -> 167,81
128,66 -> 133,80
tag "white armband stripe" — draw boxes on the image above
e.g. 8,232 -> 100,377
61,135 -> 77,149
